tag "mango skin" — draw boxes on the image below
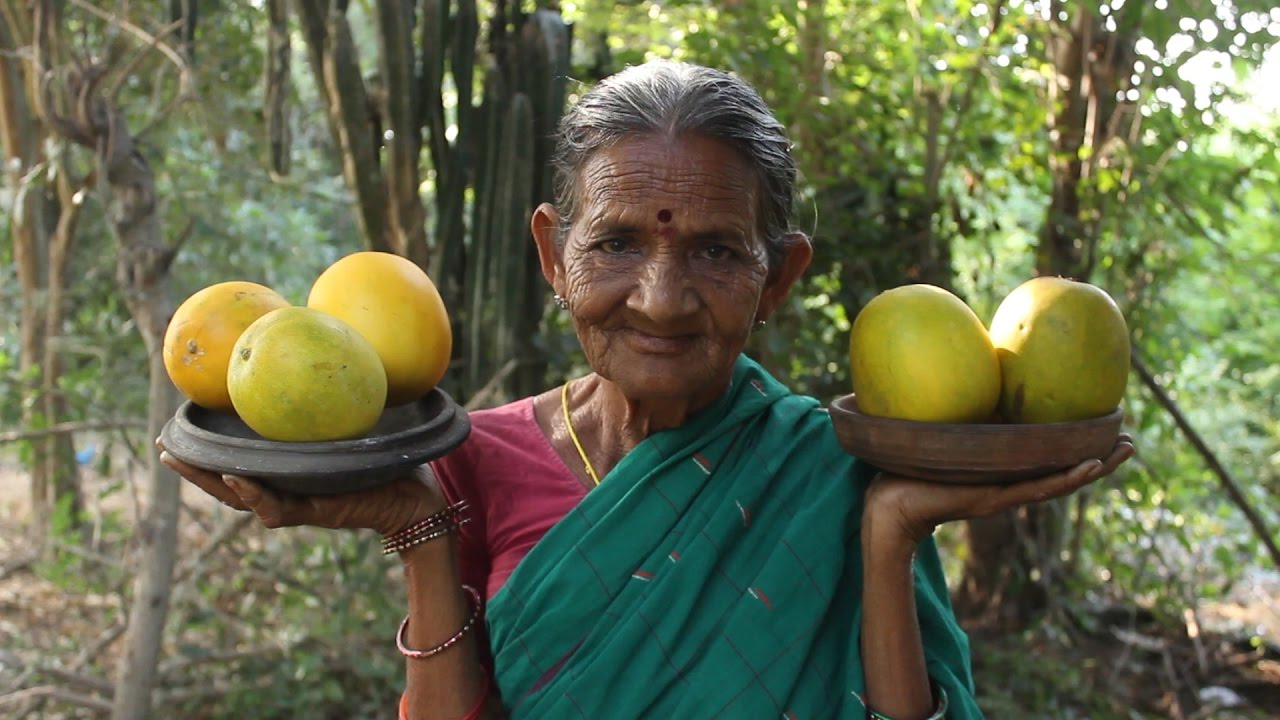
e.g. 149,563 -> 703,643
850,284 -> 1002,423
228,307 -> 388,442
162,281 -> 290,412
307,251 -> 451,407
989,276 -> 1130,424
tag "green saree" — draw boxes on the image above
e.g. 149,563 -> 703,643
485,356 -> 981,718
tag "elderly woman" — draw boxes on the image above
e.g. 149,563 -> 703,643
162,60 -> 1133,720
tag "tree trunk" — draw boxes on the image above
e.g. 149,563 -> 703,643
467,5 -> 570,401
33,13 -> 184,710
1,1 -> 82,546
294,0 -> 395,254
41,159 -> 85,535
93,101 -> 181,720
0,11 -> 51,529
957,2 -> 1135,627
374,0 -> 428,266
265,0 -> 292,179
101,112 -> 182,720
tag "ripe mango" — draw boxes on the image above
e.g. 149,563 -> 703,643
228,307 -> 388,441
850,284 -> 1002,423
307,252 -> 452,406
989,277 -> 1129,423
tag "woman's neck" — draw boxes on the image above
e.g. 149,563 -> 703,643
572,373 -> 726,471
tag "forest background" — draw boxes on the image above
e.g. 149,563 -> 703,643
1,1 -> 1277,718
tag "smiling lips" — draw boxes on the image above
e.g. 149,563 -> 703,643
624,329 -> 697,355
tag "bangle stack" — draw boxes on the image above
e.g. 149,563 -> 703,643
382,501 -> 470,555
396,584 -> 483,660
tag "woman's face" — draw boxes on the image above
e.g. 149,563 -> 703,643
534,133 -> 810,405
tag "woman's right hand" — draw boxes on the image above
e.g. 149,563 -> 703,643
158,439 -> 449,536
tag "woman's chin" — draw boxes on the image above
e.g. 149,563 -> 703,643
599,362 -> 730,406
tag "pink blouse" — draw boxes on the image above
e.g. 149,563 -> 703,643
428,396 -> 588,601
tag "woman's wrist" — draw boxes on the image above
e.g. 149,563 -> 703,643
861,509 -> 923,567
398,530 -> 456,570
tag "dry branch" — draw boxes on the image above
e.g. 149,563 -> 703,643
104,18 -> 185,103
0,419 -> 147,444
158,645 -> 285,678
19,664 -> 114,695
0,684 -> 112,713
72,623 -> 127,672
1131,349 -> 1280,567
0,553 -> 35,581
464,358 -> 519,411
50,537 -> 128,570
65,0 -> 192,94
172,514 -> 255,584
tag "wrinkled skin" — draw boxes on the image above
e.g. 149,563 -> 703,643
547,133 -> 778,407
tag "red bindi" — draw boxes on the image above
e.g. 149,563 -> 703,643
657,209 -> 672,223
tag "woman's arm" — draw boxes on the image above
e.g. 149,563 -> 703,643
856,436 -> 1134,719
859,509 -> 935,720
399,536 -> 493,719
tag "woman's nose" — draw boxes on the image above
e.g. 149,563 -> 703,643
628,256 -> 697,323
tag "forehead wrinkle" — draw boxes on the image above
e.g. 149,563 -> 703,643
581,152 -> 755,199
589,169 -> 753,204
570,137 -> 764,242
580,197 -> 752,240
580,179 -> 756,233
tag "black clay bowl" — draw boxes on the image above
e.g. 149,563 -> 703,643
828,394 -> 1123,484
160,388 -> 471,495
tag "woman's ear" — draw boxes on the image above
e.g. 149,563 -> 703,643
756,232 -> 813,322
531,202 -> 564,293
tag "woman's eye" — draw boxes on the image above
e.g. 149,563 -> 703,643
597,238 -> 632,255
699,245 -> 734,260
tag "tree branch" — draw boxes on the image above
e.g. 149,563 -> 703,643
72,623 -> 128,672
66,0 -> 193,97
1130,349 -> 1280,568
13,663 -> 115,695
171,514 -> 255,587
463,357 -> 518,410
0,419 -> 148,444
103,18 -> 184,103
0,684 -> 112,713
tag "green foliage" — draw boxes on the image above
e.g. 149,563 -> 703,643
164,531 -> 405,719
3,1 -> 1278,717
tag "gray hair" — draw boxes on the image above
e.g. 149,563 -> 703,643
551,60 -> 798,269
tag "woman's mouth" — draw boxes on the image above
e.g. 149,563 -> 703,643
624,329 -> 697,355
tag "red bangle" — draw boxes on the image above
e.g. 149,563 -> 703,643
383,501 -> 470,554
397,669 -> 492,720
396,585 -> 483,659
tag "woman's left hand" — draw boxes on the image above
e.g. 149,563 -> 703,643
863,433 -> 1136,547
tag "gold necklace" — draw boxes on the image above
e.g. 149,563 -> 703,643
561,380 -> 601,486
